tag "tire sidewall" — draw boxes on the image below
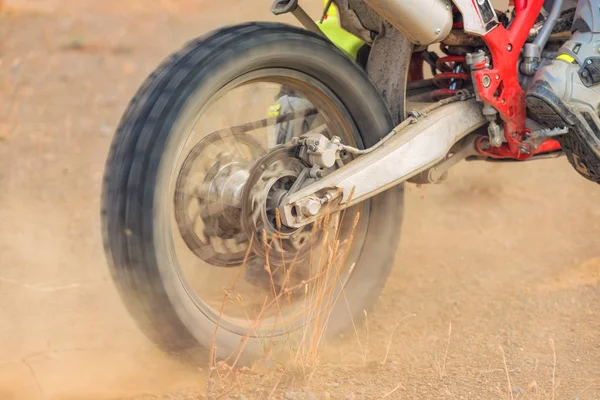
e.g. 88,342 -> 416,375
141,24 -> 404,362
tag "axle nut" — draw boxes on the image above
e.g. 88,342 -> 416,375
301,199 -> 321,217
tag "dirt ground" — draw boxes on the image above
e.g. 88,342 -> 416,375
0,1 -> 599,399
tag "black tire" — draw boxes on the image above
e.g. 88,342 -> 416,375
101,22 -> 405,363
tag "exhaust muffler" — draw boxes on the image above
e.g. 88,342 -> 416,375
363,0 -> 453,45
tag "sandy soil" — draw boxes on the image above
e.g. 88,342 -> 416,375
0,1 -> 599,399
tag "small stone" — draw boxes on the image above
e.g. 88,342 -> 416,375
358,386 -> 372,394
285,392 -> 298,400
511,387 -> 525,396
237,395 -> 247,400
322,392 -> 331,400
100,123 -> 113,136
303,391 -> 318,400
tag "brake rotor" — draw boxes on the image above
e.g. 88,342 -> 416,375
241,146 -> 322,266
174,132 -> 264,267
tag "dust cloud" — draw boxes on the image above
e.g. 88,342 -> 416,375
0,0 -> 598,399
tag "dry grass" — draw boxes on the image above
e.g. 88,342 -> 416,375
500,343 -> 514,400
204,193 -> 373,396
496,339 -> 567,400
438,321 -> 452,379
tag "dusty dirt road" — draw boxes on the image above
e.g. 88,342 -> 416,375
0,1 -> 599,399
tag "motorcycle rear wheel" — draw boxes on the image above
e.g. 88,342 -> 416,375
101,22 -> 405,364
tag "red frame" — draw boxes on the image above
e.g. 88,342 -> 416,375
473,0 -> 562,160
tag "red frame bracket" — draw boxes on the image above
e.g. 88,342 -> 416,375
472,0 -> 554,159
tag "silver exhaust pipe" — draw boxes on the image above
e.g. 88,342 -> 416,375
363,0 -> 453,45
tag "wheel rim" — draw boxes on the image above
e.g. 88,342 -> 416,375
157,69 -> 371,337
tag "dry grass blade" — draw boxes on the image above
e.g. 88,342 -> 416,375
500,344 -> 514,400
334,186 -> 355,242
383,384 -> 405,398
363,310 -> 370,362
549,338 -> 556,400
209,233 -> 255,371
337,267 -> 366,362
440,321 -> 452,378
381,313 -> 416,365
268,368 -> 287,398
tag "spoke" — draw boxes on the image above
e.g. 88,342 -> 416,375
200,202 -> 227,218
221,238 -> 235,253
189,206 -> 203,225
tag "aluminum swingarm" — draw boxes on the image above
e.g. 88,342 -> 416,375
276,93 -> 488,229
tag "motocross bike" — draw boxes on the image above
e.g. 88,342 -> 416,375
102,0 -> 588,363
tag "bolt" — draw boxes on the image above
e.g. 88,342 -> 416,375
519,145 -> 531,154
321,193 -> 333,203
446,3 -> 451,9
301,199 -> 322,217
507,44 -> 513,52
482,75 -> 491,88
495,74 -> 500,80
435,28 -> 441,35
314,140 -> 320,146
587,59 -> 592,65
502,98 -> 506,104
511,132 -> 518,138
582,70 -> 590,77
490,137 -> 502,148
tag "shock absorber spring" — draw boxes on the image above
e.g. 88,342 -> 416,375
431,9 -> 472,100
